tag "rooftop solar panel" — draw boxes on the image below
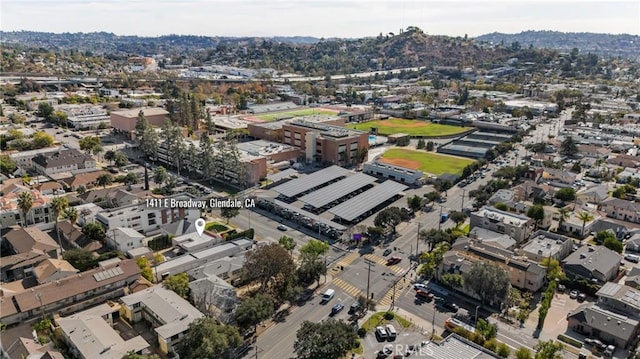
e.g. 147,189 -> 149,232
299,172 -> 377,208
272,166 -> 350,198
328,180 -> 408,221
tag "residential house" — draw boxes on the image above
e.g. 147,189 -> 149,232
1,226 -> 61,282
188,275 -> 238,324
542,168 -> 578,184
469,206 -> 535,243
418,333 -> 504,359
607,154 -> 640,168
54,303 -> 149,359
596,282 -> 640,318
1,336 -> 64,359
0,180 -> 53,227
519,230 -> 574,262
577,184 -> 609,206
0,259 -> 141,325
440,238 -> 547,293
601,197 -> 640,224
559,210 -> 600,238
32,149 -> 97,176
488,189 -> 516,206
562,245 -> 622,283
120,286 -> 204,355
625,267 -> 640,289
467,227 -> 516,250
578,144 -> 611,159
626,233 -> 640,253
567,305 -> 640,349
60,170 -> 108,191
7,147 -> 62,170
33,258 -> 78,284
34,181 -> 64,196
107,227 -> 146,252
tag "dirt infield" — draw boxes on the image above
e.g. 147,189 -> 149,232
378,157 -> 421,170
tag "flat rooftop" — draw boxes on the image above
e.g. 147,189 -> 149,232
329,180 -> 408,222
299,172 -> 377,209
272,165 -> 350,198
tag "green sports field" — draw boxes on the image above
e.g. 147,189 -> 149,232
379,148 -> 474,176
251,108 -> 338,122
349,118 -> 470,137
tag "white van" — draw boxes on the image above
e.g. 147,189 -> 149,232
321,289 -> 335,303
385,324 -> 397,340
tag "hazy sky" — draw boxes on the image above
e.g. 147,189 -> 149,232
2,0 -> 639,38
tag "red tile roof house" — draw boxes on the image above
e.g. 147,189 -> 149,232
0,259 -> 141,326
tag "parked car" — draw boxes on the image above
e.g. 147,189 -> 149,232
383,248 -> 392,257
440,301 -> 459,312
584,338 -> 606,351
386,257 -> 402,266
577,293 -> 587,302
348,302 -> 361,314
570,290 -> 579,299
375,326 -> 388,341
625,254 -> 640,263
604,345 -> 615,357
413,283 -> 427,291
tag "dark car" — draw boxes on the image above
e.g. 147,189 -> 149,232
416,289 -> 434,301
330,303 -> 344,316
440,301 -> 459,312
348,302 -> 361,314
383,248 -> 392,257
386,257 -> 402,266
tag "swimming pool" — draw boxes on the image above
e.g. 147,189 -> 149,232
369,135 -> 376,141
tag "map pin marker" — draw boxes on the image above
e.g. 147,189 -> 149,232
195,218 -> 205,237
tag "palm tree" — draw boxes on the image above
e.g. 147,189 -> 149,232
577,211 -> 594,238
97,173 -> 112,189
17,191 -> 34,227
64,207 -> 78,225
557,208 -> 570,232
50,197 -> 69,249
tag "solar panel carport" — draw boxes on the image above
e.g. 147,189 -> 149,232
328,180 -> 408,222
272,199 -> 347,231
299,172 -> 377,209
271,166 -> 350,198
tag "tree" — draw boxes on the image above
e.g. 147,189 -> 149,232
494,202 -> 509,211
97,173 -> 113,188
296,256 -> 327,287
577,211 -> 594,237
423,191 -> 442,206
0,155 -> 18,175
554,188 -> 576,202
374,207 -> 403,234
462,261 -> 510,305
533,340 -> 564,359
134,110 -> 148,142
113,151 -> 129,167
475,318 -> 497,341
122,352 -> 160,359
104,150 -> 116,164
526,205 -> 545,228
449,210 -> 467,226
163,273 -> 190,299
300,239 -> 330,260
31,131 -> 54,149
220,205 -> 240,224
515,347 -> 533,359
64,249 -> 97,271
235,294 -> 274,330
242,243 -> 295,292
293,319 -> 359,359
603,235 -> 624,253
79,136 -> 101,154
124,172 -> 138,185
38,102 -> 54,120
426,141 -> 435,151
17,191 -> 34,226
557,208 -> 570,230
278,235 -> 296,256
407,195 -> 423,212
153,166 -> 168,187
63,207 -> 78,225
50,196 -> 68,244
176,318 -> 242,359
82,222 -> 106,242
560,136 -> 578,157
136,257 -> 154,282
539,257 -> 566,281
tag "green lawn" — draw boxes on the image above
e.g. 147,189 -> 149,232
206,222 -> 231,232
252,108 -> 338,122
380,148 -> 475,176
361,311 -> 413,332
349,118 -> 471,137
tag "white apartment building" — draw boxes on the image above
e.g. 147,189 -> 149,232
469,206 -> 535,243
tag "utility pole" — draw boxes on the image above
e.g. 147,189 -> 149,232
416,222 -> 421,260
461,189 -> 466,212
438,205 -> 444,231
365,260 -> 374,303
391,280 -> 396,310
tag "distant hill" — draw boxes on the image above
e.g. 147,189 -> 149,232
476,31 -> 640,59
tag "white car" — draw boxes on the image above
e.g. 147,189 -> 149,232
413,283 -> 427,291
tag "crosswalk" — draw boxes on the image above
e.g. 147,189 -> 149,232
550,294 -> 567,309
332,277 -> 365,298
329,252 -> 360,273
378,279 -> 412,307
362,254 -> 405,274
